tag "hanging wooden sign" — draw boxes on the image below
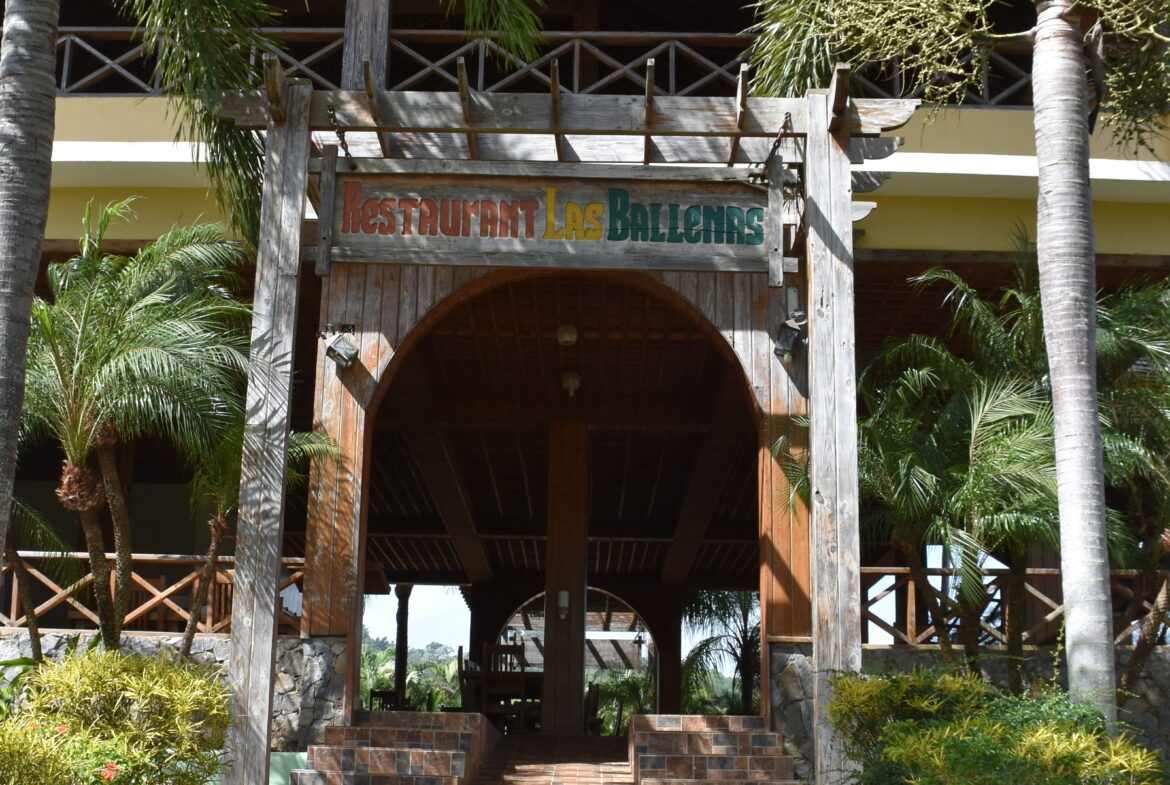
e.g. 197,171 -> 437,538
322,174 -> 773,272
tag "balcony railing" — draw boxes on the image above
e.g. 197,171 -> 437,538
862,565 -> 1170,647
1,551 -> 304,635
55,26 -> 1035,105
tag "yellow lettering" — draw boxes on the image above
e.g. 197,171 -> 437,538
542,186 -> 564,239
565,201 -> 585,240
584,202 -> 604,241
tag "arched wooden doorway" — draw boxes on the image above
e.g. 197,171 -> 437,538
301,268 -> 807,731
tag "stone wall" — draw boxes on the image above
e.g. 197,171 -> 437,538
0,630 -> 346,751
768,643 -> 1170,774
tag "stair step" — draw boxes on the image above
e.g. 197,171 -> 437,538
323,726 -> 478,753
643,779 -> 800,785
631,715 -> 766,733
307,746 -> 466,777
632,730 -> 782,756
291,771 -> 460,785
634,754 -> 793,781
355,710 -> 484,731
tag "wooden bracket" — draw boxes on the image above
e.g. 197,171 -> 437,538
263,53 -> 285,123
827,63 -> 852,133
315,145 -> 339,277
550,59 -> 564,162
643,58 -> 655,165
727,63 -> 749,166
457,56 -> 478,160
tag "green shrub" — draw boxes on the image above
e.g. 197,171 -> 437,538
828,668 -> 1169,785
0,650 -> 231,785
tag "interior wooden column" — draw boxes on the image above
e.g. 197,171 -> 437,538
542,421 -> 588,734
394,583 -> 412,707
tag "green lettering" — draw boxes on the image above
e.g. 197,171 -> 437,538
683,206 -> 702,244
702,206 -> 724,243
649,203 -> 667,243
725,206 -> 745,245
666,204 -> 684,243
630,203 -> 649,242
608,189 -> 630,240
745,207 -> 765,246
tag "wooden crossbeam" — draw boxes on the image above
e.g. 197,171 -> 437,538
457,56 -> 478,159
263,53 -> 285,123
643,58 -> 655,165
363,59 -> 394,157
550,59 -> 564,161
828,63 -> 852,133
220,89 -> 918,137
727,63 -> 749,166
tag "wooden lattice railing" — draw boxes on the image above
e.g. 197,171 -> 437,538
1,551 -> 304,635
862,566 -> 1170,647
55,26 -> 1036,105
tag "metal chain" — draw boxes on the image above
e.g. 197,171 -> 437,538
749,112 -> 792,185
328,104 -> 357,171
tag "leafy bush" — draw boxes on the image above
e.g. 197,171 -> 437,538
829,668 -> 1169,785
0,650 -> 230,785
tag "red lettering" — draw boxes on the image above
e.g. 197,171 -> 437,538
360,198 -> 379,234
462,201 -> 481,237
516,200 -> 539,239
399,198 -> 419,235
418,198 -> 440,236
341,182 -> 363,233
439,199 -> 462,236
498,201 -> 520,238
479,201 -> 499,237
377,198 -> 397,235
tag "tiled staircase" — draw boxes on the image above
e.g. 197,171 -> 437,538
291,711 -> 499,785
627,716 -> 799,785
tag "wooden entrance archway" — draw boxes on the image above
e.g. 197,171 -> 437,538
219,61 -> 916,785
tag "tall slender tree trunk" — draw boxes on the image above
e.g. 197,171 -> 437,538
1031,0 -> 1116,722
179,514 -> 226,658
97,442 -> 132,636
7,547 -> 41,661
0,1 -> 61,564
77,508 -> 119,649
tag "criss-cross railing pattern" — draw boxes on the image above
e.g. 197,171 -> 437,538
862,566 -> 1170,647
1,551 -> 304,635
54,26 -> 1038,105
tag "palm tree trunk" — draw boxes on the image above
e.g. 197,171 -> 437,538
1031,0 -> 1116,723
0,1 -> 61,562
179,514 -> 226,658
896,535 -> 959,663
6,547 -> 41,661
77,508 -> 119,649
1119,576 -> 1170,694
97,443 -> 132,637
1005,552 -> 1028,695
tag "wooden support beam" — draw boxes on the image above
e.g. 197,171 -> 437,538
315,144 -> 339,277
364,59 -> 394,158
660,376 -> 747,585
804,87 -> 861,785
219,90 -> 919,138
727,63 -> 750,166
766,151 -> 788,287
457,57 -> 478,160
341,0 -> 389,91
223,79 -> 312,785
542,422 -> 588,734
550,59 -> 564,162
263,54 -> 284,123
643,58 -> 655,165
827,63 -> 852,133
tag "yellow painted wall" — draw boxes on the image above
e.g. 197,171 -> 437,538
860,196 -> 1170,256
55,96 -> 184,142
46,188 -> 225,241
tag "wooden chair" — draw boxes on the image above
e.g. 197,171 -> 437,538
479,642 -> 539,733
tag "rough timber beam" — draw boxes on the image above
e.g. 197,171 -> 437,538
727,63 -> 750,166
643,59 -> 655,165
550,59 -> 564,161
219,90 -> 918,137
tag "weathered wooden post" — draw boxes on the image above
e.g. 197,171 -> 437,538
223,74 -> 312,785
804,66 -> 862,785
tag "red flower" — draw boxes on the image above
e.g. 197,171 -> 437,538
55,725 -> 67,734
100,762 -> 118,781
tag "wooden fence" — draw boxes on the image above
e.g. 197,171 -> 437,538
0,551 -> 304,635
55,26 -> 1036,105
861,565 -> 1170,647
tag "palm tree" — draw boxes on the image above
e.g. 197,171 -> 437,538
179,424 -> 338,657
683,591 -> 760,715
21,199 -> 250,648
748,0 -> 1170,723
0,0 -> 61,568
